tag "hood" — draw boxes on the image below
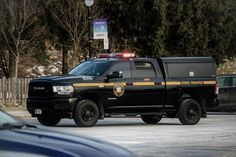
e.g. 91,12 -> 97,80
31,75 -> 96,84
0,128 -> 134,157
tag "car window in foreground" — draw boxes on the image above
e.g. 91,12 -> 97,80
0,111 -> 18,125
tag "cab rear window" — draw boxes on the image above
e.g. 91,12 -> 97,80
133,61 -> 156,77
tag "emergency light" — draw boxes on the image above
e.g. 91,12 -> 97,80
97,52 -> 135,59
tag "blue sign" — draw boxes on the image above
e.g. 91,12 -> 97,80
93,19 -> 108,39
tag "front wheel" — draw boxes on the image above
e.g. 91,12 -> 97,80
37,112 -> 61,126
178,99 -> 202,125
141,115 -> 162,124
74,100 -> 99,127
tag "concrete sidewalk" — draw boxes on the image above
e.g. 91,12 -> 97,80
1,107 -> 32,119
6,110 -> 31,119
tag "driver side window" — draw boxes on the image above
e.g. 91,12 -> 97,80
108,62 -> 131,78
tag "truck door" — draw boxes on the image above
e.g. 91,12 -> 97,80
218,76 -> 231,109
131,60 -> 165,112
102,61 -> 136,111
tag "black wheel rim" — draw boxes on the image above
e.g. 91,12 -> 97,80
186,105 -> 198,120
154,115 -> 161,120
81,106 -> 95,121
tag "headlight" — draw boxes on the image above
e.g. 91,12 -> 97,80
53,86 -> 74,95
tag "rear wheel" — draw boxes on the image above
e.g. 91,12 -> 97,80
37,112 -> 61,126
178,99 -> 202,125
141,115 -> 162,124
74,100 -> 99,127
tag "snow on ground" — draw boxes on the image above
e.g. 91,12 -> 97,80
26,62 -> 62,77
37,66 -> 46,76
49,65 -> 59,73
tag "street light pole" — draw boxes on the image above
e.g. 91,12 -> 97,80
88,7 -> 92,58
85,0 -> 94,58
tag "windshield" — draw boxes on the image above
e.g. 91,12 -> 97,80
0,111 -> 18,126
69,60 -> 112,76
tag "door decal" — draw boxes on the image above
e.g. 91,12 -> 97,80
113,82 -> 125,97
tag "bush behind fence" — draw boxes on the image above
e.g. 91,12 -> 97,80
0,78 -> 32,107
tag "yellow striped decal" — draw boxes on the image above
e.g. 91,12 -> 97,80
133,82 -> 155,86
73,82 -> 126,88
165,81 -> 216,86
103,83 -> 115,87
166,82 -> 181,86
190,81 -> 203,85
73,80 -> 216,88
203,81 -> 216,85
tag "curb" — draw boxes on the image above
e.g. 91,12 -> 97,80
6,110 -> 32,119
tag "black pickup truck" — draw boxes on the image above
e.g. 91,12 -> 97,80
27,53 -> 219,127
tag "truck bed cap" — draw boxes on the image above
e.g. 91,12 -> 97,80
160,57 -> 215,63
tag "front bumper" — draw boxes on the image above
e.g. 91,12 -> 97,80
27,97 -> 78,117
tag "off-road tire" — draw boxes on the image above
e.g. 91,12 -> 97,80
178,99 -> 202,125
141,115 -> 162,124
37,113 -> 61,126
74,100 -> 99,127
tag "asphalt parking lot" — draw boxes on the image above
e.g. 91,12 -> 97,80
24,113 -> 236,157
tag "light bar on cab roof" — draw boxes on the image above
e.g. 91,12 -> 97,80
97,53 -> 111,58
123,53 -> 135,58
97,52 -> 135,59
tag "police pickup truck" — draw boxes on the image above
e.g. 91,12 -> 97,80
27,52 -> 219,127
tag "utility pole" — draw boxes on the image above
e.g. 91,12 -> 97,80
85,0 -> 94,58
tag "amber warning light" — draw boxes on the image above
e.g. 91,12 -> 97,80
97,52 -> 135,59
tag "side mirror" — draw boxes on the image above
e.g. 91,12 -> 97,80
106,71 -> 123,80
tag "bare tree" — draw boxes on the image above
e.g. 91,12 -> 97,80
50,0 -> 88,68
0,0 -> 42,78
49,0 -> 103,69
0,50 -> 10,78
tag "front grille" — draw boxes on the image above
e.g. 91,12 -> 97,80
29,82 -> 53,97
